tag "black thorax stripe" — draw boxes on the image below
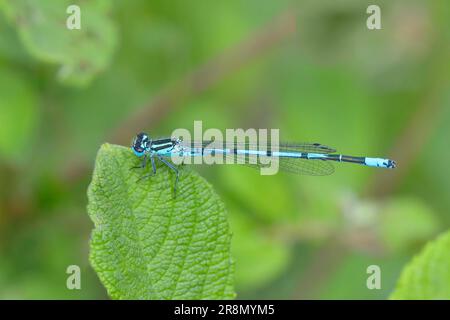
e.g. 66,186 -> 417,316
151,139 -> 175,151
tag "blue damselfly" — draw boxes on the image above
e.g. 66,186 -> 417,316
131,132 -> 396,196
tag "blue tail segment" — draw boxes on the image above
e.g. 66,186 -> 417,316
364,157 -> 396,169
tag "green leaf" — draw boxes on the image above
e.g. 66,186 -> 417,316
391,230 -> 450,299
87,144 -> 235,299
1,0 -> 117,86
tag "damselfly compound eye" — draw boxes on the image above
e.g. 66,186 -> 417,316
131,132 -> 150,157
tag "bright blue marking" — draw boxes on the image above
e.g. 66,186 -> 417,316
132,148 -> 145,157
364,157 -> 390,168
273,151 -> 302,158
305,153 -> 327,159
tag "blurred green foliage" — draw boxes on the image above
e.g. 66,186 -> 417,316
1,0 -> 117,86
0,0 -> 449,299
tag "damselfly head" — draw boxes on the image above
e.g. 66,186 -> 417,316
131,132 -> 150,157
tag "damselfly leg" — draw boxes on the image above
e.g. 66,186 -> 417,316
136,155 -> 157,181
157,155 -> 180,197
130,155 -> 147,170
151,156 -> 156,174
134,153 -> 180,197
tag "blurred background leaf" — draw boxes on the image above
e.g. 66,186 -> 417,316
378,197 -> 441,254
1,0 -> 117,86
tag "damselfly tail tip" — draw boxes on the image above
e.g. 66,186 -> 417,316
388,159 -> 397,169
